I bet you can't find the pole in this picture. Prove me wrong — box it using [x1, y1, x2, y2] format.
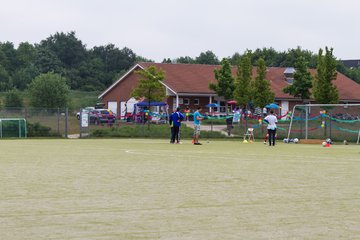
[305, 105, 308, 139]
[357, 129, 360, 145]
[79, 109, 82, 138]
[57, 108, 60, 135]
[287, 105, 297, 141]
[65, 108, 68, 138]
[19, 119, 21, 138]
[329, 111, 332, 140]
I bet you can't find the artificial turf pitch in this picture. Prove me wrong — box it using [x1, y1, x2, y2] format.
[1, 139, 360, 239]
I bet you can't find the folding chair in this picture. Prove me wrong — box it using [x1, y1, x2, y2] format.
[243, 128, 255, 142]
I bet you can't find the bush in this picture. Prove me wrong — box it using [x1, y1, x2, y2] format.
[4, 89, 24, 107]
[27, 122, 60, 137]
[90, 124, 226, 138]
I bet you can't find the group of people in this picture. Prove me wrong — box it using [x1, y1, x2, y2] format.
[169, 106, 278, 146]
[169, 106, 205, 145]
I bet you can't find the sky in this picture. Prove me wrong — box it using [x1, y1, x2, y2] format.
[1, 0, 359, 62]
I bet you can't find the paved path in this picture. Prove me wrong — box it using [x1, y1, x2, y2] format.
[183, 122, 229, 136]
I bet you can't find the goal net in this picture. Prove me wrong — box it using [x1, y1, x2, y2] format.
[0, 118, 27, 138]
[286, 104, 360, 143]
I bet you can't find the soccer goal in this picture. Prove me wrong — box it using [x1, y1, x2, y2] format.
[0, 118, 27, 138]
[287, 104, 360, 143]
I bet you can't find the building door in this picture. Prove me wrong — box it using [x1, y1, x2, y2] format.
[108, 101, 117, 116]
[281, 101, 289, 119]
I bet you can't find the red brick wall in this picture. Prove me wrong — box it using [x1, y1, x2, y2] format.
[101, 70, 141, 115]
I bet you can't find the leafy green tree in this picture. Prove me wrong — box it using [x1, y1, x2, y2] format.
[16, 42, 36, 68]
[209, 58, 235, 113]
[38, 31, 87, 68]
[283, 56, 313, 101]
[131, 66, 166, 103]
[131, 66, 166, 128]
[252, 58, 275, 108]
[136, 55, 154, 63]
[234, 51, 253, 108]
[229, 52, 242, 65]
[28, 73, 70, 108]
[336, 61, 360, 84]
[175, 56, 195, 64]
[12, 65, 39, 90]
[77, 58, 107, 90]
[34, 48, 63, 74]
[4, 89, 23, 107]
[162, 58, 172, 63]
[195, 51, 219, 65]
[0, 42, 18, 74]
[0, 65, 12, 91]
[313, 47, 339, 104]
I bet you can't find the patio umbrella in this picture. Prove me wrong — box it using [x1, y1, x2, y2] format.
[205, 103, 219, 132]
[265, 103, 279, 109]
[206, 103, 220, 108]
[227, 100, 237, 105]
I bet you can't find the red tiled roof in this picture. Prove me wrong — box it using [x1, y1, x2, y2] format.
[136, 62, 360, 100]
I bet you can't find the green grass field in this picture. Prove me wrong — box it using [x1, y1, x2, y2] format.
[1, 139, 360, 239]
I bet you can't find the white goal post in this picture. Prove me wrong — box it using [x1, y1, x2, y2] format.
[287, 104, 360, 143]
[0, 118, 27, 138]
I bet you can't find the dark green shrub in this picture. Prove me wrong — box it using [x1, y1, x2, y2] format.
[90, 124, 226, 139]
[27, 122, 60, 137]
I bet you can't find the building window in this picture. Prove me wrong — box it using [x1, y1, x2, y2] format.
[194, 98, 199, 105]
[184, 98, 190, 105]
[286, 78, 294, 84]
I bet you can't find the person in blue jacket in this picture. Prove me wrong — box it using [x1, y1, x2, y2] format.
[170, 107, 184, 144]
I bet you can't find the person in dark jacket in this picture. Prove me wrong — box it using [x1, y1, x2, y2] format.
[170, 107, 184, 144]
[226, 116, 233, 136]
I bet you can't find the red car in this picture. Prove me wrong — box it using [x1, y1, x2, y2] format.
[89, 109, 116, 124]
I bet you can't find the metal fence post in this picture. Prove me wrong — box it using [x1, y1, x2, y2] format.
[65, 108, 68, 138]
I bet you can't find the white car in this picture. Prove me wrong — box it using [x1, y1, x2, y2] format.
[76, 107, 95, 120]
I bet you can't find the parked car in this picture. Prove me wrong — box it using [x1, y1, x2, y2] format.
[76, 107, 95, 120]
[89, 109, 116, 124]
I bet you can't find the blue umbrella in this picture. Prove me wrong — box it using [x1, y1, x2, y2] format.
[265, 103, 279, 109]
[206, 103, 220, 107]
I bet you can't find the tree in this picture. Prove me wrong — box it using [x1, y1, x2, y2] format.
[162, 58, 172, 63]
[38, 31, 87, 68]
[131, 66, 166, 103]
[195, 51, 219, 65]
[313, 47, 339, 104]
[131, 66, 166, 127]
[252, 58, 275, 108]
[16, 42, 36, 68]
[34, 48, 63, 74]
[234, 51, 253, 109]
[283, 56, 313, 101]
[0, 42, 18, 74]
[229, 52, 242, 65]
[209, 58, 235, 113]
[175, 56, 195, 64]
[12, 65, 39, 90]
[28, 73, 70, 108]
[4, 89, 23, 107]
[0, 65, 12, 91]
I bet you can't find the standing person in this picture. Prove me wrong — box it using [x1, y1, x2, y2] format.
[226, 116, 233, 136]
[264, 109, 278, 146]
[262, 107, 267, 118]
[169, 110, 175, 143]
[192, 106, 205, 145]
[184, 107, 190, 121]
[170, 107, 184, 144]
